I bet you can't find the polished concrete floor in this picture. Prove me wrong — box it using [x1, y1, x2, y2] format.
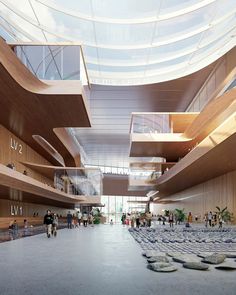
[0, 225, 235, 295]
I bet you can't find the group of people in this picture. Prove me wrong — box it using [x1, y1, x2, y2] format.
[8, 220, 19, 240]
[44, 210, 95, 238]
[204, 211, 223, 228]
[121, 212, 153, 228]
[8, 219, 31, 240]
[66, 211, 93, 228]
[43, 210, 59, 238]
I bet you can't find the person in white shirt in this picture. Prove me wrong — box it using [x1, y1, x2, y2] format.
[89, 214, 94, 227]
[77, 211, 82, 226]
[208, 211, 212, 227]
[83, 212, 88, 227]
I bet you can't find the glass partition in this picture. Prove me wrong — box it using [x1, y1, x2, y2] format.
[131, 113, 171, 134]
[130, 112, 199, 134]
[129, 168, 162, 186]
[54, 168, 103, 197]
[101, 195, 147, 224]
[13, 44, 89, 86]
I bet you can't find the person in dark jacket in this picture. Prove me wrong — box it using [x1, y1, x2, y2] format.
[12, 220, 18, 239]
[67, 211, 73, 229]
[44, 210, 53, 238]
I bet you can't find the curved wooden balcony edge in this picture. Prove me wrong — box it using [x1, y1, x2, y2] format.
[0, 164, 86, 204]
[0, 38, 91, 167]
[155, 110, 236, 198]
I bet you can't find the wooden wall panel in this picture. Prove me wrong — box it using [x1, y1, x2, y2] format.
[0, 125, 53, 185]
[187, 47, 235, 112]
[153, 170, 236, 223]
[103, 174, 148, 197]
[0, 199, 76, 219]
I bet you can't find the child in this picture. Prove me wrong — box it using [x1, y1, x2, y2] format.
[110, 219, 114, 225]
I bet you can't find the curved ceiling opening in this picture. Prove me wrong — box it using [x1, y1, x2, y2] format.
[0, 0, 235, 85]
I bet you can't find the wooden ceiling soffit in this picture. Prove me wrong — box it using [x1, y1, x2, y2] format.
[129, 113, 198, 161]
[0, 38, 91, 167]
[0, 164, 86, 205]
[155, 103, 236, 198]
[129, 162, 177, 186]
[130, 88, 236, 161]
[103, 174, 149, 196]
[130, 134, 193, 162]
[79, 196, 101, 205]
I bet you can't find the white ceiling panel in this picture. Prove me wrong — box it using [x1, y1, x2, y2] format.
[0, 0, 235, 85]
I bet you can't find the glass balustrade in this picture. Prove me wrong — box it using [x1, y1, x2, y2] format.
[131, 113, 171, 134]
[130, 112, 199, 135]
[54, 168, 103, 197]
[13, 44, 89, 86]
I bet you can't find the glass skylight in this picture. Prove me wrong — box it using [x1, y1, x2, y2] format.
[0, 0, 235, 85]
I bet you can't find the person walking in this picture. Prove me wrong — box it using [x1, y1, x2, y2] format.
[162, 215, 166, 225]
[187, 212, 193, 224]
[89, 214, 94, 227]
[23, 219, 29, 237]
[12, 220, 18, 239]
[8, 221, 14, 240]
[83, 212, 88, 227]
[131, 214, 135, 228]
[169, 212, 174, 228]
[218, 213, 223, 228]
[52, 213, 58, 237]
[67, 211, 73, 229]
[73, 215, 78, 228]
[208, 211, 213, 227]
[146, 211, 152, 227]
[44, 210, 53, 238]
[121, 213, 126, 226]
[204, 213, 208, 227]
[78, 211, 82, 226]
[136, 212, 140, 228]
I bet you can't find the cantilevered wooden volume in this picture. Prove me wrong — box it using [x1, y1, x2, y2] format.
[0, 37, 91, 167]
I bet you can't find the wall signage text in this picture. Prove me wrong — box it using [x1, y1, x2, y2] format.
[10, 138, 23, 154]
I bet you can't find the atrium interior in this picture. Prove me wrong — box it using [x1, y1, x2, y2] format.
[0, 1, 236, 294]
